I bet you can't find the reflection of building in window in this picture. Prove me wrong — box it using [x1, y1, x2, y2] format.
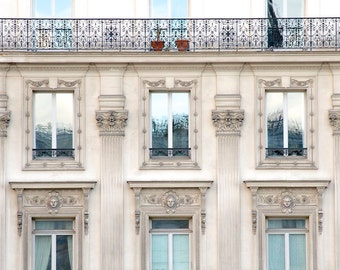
[33, 220, 74, 270]
[151, 219, 190, 270]
[150, 92, 189, 157]
[267, 219, 307, 269]
[266, 91, 306, 157]
[33, 92, 74, 159]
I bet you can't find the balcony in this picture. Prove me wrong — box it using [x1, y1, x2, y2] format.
[1, 17, 340, 52]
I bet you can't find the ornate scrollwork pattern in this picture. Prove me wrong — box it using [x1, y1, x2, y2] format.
[212, 110, 244, 134]
[58, 79, 81, 87]
[143, 79, 166, 88]
[0, 112, 10, 137]
[96, 110, 128, 135]
[258, 78, 281, 87]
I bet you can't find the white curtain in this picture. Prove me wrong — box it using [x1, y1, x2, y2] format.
[35, 235, 51, 270]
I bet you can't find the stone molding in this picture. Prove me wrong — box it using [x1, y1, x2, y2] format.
[96, 110, 128, 136]
[0, 111, 10, 137]
[211, 110, 244, 135]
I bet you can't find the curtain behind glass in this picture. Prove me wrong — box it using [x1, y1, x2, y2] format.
[173, 234, 189, 270]
[290, 234, 306, 270]
[152, 234, 168, 270]
[35, 235, 51, 270]
[268, 234, 285, 270]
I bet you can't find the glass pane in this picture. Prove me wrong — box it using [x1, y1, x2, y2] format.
[34, 93, 53, 150]
[35, 220, 73, 230]
[268, 234, 285, 270]
[56, 93, 73, 150]
[171, 0, 188, 18]
[172, 92, 189, 152]
[152, 234, 168, 270]
[290, 234, 306, 270]
[152, 220, 189, 229]
[173, 234, 189, 270]
[268, 0, 283, 18]
[287, 92, 305, 152]
[35, 235, 52, 270]
[34, 0, 52, 17]
[266, 92, 284, 150]
[151, 93, 169, 153]
[55, 0, 72, 17]
[287, 0, 303, 17]
[268, 219, 306, 229]
[56, 235, 73, 270]
[151, 0, 168, 18]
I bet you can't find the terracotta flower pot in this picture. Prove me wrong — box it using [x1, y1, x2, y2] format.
[151, 40, 165, 51]
[176, 39, 189, 51]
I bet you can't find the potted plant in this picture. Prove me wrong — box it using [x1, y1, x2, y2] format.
[175, 21, 189, 51]
[151, 26, 165, 51]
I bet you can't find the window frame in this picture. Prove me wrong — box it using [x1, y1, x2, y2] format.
[257, 78, 317, 169]
[24, 78, 84, 170]
[141, 78, 200, 169]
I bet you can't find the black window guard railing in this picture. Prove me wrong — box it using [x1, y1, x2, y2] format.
[1, 17, 340, 52]
[33, 148, 75, 159]
[150, 148, 191, 157]
[266, 148, 307, 157]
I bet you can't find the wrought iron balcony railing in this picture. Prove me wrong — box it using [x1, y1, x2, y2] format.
[1, 18, 340, 52]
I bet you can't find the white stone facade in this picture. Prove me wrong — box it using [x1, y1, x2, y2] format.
[1, 1, 340, 270]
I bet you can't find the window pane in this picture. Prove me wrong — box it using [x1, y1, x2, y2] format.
[286, 0, 303, 17]
[151, 93, 169, 151]
[35, 220, 73, 230]
[34, 0, 52, 17]
[56, 93, 73, 149]
[35, 235, 52, 270]
[268, 219, 306, 229]
[287, 92, 304, 150]
[173, 234, 189, 270]
[172, 92, 189, 150]
[268, 0, 283, 18]
[268, 234, 285, 270]
[152, 235, 168, 270]
[289, 234, 306, 270]
[266, 92, 283, 149]
[34, 93, 53, 150]
[151, 0, 168, 18]
[56, 235, 73, 270]
[55, 0, 72, 17]
[152, 220, 189, 229]
[171, 0, 188, 18]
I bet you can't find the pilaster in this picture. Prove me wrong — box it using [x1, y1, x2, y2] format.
[96, 96, 128, 270]
[212, 95, 244, 270]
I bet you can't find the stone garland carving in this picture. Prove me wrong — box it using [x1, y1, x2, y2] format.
[96, 111, 128, 135]
[25, 79, 49, 88]
[211, 110, 244, 134]
[143, 79, 166, 88]
[0, 112, 11, 137]
[58, 79, 81, 87]
[174, 79, 196, 88]
[290, 78, 313, 87]
[329, 110, 340, 131]
[258, 78, 282, 87]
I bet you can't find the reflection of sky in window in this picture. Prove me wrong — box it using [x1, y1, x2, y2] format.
[34, 0, 72, 17]
[151, 0, 188, 18]
[151, 92, 188, 120]
[270, 0, 303, 17]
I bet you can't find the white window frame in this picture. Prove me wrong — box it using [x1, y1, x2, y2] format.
[141, 78, 200, 169]
[24, 78, 84, 170]
[257, 77, 317, 169]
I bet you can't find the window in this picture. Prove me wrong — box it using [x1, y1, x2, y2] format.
[151, 0, 188, 18]
[151, 219, 190, 270]
[266, 219, 307, 270]
[33, 92, 74, 159]
[24, 79, 84, 170]
[265, 91, 306, 157]
[257, 78, 316, 169]
[33, 220, 74, 270]
[33, 0, 72, 17]
[150, 92, 189, 157]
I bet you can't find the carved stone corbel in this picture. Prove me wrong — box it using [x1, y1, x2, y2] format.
[14, 188, 24, 236]
[248, 187, 258, 234]
[329, 110, 340, 133]
[211, 110, 244, 136]
[96, 110, 128, 136]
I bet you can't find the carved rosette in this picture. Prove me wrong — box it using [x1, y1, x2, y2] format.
[96, 110, 128, 136]
[212, 110, 244, 135]
[329, 110, 340, 133]
[0, 111, 10, 137]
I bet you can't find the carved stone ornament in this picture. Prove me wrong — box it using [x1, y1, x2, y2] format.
[211, 110, 244, 134]
[0, 111, 11, 137]
[258, 78, 282, 87]
[46, 191, 63, 214]
[329, 110, 340, 131]
[143, 79, 166, 88]
[96, 110, 128, 135]
[58, 79, 81, 87]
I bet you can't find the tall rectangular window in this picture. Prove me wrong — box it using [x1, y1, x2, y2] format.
[33, 92, 74, 159]
[265, 91, 306, 157]
[33, 220, 74, 270]
[150, 92, 189, 157]
[151, 219, 190, 270]
[267, 219, 307, 270]
[151, 0, 188, 18]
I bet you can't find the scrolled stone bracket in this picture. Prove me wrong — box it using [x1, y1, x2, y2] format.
[212, 110, 244, 136]
[96, 110, 128, 136]
[0, 111, 11, 137]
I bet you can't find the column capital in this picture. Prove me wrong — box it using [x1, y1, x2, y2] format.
[329, 110, 340, 133]
[212, 109, 244, 136]
[96, 110, 128, 136]
[0, 111, 10, 137]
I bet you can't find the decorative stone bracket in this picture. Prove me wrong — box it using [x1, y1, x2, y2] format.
[96, 110, 128, 136]
[128, 181, 212, 234]
[10, 181, 96, 236]
[212, 109, 244, 136]
[245, 180, 329, 234]
[0, 111, 10, 137]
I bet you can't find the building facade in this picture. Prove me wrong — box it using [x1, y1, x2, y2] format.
[1, 0, 340, 269]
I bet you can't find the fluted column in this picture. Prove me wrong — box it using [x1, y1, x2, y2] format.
[212, 108, 244, 270]
[96, 109, 128, 270]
